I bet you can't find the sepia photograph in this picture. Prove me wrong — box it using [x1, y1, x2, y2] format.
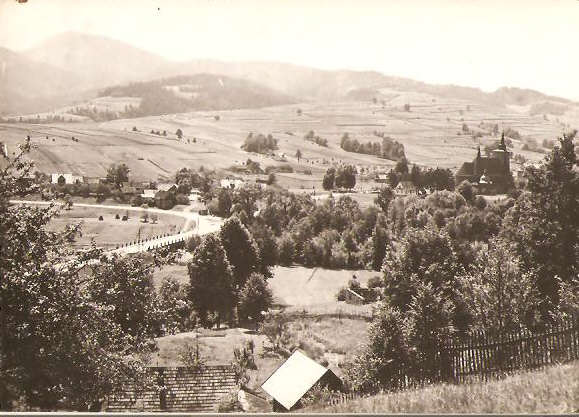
[0, 0, 578, 414]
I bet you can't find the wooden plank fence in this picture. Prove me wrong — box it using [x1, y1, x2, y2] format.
[323, 315, 578, 407]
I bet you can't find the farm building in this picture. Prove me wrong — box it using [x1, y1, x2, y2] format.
[220, 178, 244, 189]
[394, 180, 417, 196]
[375, 173, 389, 183]
[51, 173, 83, 185]
[155, 190, 176, 210]
[141, 189, 157, 201]
[455, 133, 512, 193]
[106, 366, 237, 412]
[157, 183, 177, 193]
[261, 350, 342, 412]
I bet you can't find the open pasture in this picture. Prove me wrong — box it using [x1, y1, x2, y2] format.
[46, 205, 185, 249]
[1, 93, 566, 188]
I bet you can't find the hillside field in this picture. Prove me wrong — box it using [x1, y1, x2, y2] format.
[1, 92, 568, 189]
[309, 361, 579, 414]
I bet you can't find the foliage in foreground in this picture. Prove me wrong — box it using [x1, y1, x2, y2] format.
[309, 361, 579, 414]
[0, 141, 163, 411]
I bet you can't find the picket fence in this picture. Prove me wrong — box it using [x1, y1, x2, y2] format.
[324, 315, 579, 407]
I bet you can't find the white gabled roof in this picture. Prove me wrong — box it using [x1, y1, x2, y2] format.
[261, 350, 329, 410]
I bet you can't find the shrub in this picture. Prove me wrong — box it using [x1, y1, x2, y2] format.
[367, 276, 383, 288]
[98, 215, 104, 221]
[215, 390, 242, 412]
[336, 287, 349, 301]
[176, 194, 189, 205]
[115, 213, 120, 219]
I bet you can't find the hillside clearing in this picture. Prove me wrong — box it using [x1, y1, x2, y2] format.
[309, 361, 579, 414]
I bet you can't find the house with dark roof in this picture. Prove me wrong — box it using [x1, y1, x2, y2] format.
[106, 365, 237, 412]
[261, 350, 342, 412]
[455, 133, 513, 194]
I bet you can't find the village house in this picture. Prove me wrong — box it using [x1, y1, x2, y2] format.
[141, 189, 157, 202]
[375, 173, 389, 184]
[51, 173, 84, 185]
[220, 178, 244, 189]
[261, 350, 342, 412]
[154, 190, 176, 210]
[157, 183, 177, 193]
[455, 133, 513, 194]
[394, 180, 417, 196]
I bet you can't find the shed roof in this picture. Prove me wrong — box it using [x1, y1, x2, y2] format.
[261, 350, 329, 410]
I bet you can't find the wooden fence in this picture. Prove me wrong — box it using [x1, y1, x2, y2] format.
[446, 316, 579, 383]
[322, 315, 578, 407]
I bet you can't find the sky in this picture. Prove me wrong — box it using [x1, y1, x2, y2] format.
[1, 0, 578, 100]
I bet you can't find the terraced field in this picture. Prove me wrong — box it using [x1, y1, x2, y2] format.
[1, 94, 573, 188]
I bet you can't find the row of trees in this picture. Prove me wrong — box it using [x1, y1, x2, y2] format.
[322, 165, 357, 190]
[241, 133, 278, 154]
[340, 133, 406, 161]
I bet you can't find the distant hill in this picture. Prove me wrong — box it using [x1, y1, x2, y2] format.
[24, 32, 172, 90]
[98, 74, 296, 117]
[1, 31, 575, 116]
[0, 47, 86, 114]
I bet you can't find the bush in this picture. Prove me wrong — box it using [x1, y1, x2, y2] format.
[215, 390, 242, 412]
[115, 213, 120, 219]
[98, 215, 104, 221]
[336, 287, 349, 301]
[367, 276, 383, 288]
[122, 215, 128, 221]
[176, 194, 189, 205]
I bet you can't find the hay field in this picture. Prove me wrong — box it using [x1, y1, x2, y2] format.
[1, 94, 568, 187]
[47, 206, 185, 249]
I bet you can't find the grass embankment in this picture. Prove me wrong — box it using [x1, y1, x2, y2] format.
[310, 361, 579, 414]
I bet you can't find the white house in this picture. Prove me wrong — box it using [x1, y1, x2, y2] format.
[141, 189, 157, 200]
[51, 173, 83, 185]
[394, 181, 417, 196]
[220, 178, 244, 189]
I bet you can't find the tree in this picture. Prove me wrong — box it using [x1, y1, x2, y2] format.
[501, 131, 578, 317]
[457, 238, 541, 333]
[150, 214, 158, 224]
[457, 180, 475, 203]
[219, 217, 261, 289]
[267, 173, 276, 185]
[0, 142, 152, 410]
[176, 128, 183, 139]
[335, 165, 356, 189]
[187, 234, 235, 328]
[86, 254, 163, 341]
[295, 149, 302, 162]
[106, 163, 130, 188]
[216, 188, 233, 217]
[322, 167, 336, 190]
[375, 186, 394, 213]
[238, 273, 273, 323]
[347, 305, 410, 394]
[382, 227, 465, 326]
[277, 233, 295, 266]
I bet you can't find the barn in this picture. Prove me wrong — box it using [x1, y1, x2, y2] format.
[261, 350, 342, 412]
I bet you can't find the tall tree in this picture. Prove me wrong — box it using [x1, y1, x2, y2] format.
[322, 167, 336, 190]
[501, 131, 578, 317]
[188, 234, 235, 328]
[457, 238, 541, 333]
[375, 186, 395, 213]
[219, 217, 261, 289]
[106, 163, 130, 188]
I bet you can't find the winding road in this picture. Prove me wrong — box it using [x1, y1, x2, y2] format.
[9, 200, 224, 256]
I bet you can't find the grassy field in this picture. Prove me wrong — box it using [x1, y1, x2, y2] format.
[309, 361, 579, 414]
[1, 93, 564, 188]
[150, 264, 373, 391]
[46, 206, 185, 248]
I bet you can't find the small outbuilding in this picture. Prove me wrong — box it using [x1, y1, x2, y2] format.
[261, 350, 342, 412]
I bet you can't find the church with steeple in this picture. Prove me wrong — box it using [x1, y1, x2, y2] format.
[455, 132, 513, 194]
